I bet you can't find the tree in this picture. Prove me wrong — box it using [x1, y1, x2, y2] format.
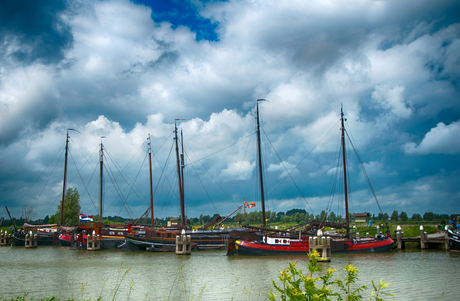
[22, 205, 36, 223]
[411, 213, 422, 221]
[319, 210, 328, 221]
[382, 213, 389, 221]
[270, 212, 277, 223]
[55, 188, 81, 226]
[294, 212, 301, 223]
[391, 210, 399, 221]
[423, 212, 434, 221]
[286, 209, 307, 216]
[400, 211, 408, 221]
[329, 212, 337, 222]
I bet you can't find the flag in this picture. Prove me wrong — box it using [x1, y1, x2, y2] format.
[79, 213, 93, 222]
[245, 202, 256, 209]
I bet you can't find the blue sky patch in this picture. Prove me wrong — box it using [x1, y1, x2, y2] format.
[132, 0, 220, 41]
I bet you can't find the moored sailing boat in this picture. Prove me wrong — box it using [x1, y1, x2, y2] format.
[13, 129, 78, 247]
[229, 104, 394, 255]
[69, 136, 137, 250]
[122, 123, 235, 251]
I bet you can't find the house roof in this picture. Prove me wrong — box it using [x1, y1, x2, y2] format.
[353, 213, 370, 217]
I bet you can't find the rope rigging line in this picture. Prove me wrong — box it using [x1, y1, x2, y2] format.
[68, 150, 98, 214]
[325, 131, 343, 222]
[137, 131, 176, 218]
[345, 129, 384, 215]
[269, 119, 341, 202]
[118, 152, 150, 218]
[14, 141, 64, 216]
[227, 129, 255, 198]
[184, 139, 242, 209]
[186, 132, 256, 166]
[31, 147, 64, 212]
[102, 150, 136, 219]
[261, 126, 315, 215]
[182, 144, 220, 214]
[156, 141, 178, 215]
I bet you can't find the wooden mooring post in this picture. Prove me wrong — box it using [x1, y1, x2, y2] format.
[396, 225, 450, 250]
[25, 232, 38, 248]
[176, 229, 191, 255]
[420, 225, 427, 249]
[0, 230, 12, 246]
[87, 231, 101, 251]
[309, 235, 331, 262]
[445, 227, 450, 251]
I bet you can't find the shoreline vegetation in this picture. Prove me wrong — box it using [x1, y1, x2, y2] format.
[1, 251, 395, 301]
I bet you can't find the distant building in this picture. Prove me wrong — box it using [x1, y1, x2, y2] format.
[353, 213, 370, 224]
[168, 217, 180, 227]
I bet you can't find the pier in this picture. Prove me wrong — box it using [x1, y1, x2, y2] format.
[394, 226, 450, 250]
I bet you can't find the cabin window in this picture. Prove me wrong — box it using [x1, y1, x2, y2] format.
[109, 231, 115, 235]
[118, 232, 123, 235]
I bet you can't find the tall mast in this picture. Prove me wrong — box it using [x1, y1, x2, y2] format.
[174, 120, 185, 227]
[60, 128, 77, 227]
[256, 101, 266, 227]
[60, 130, 70, 227]
[100, 136, 105, 222]
[148, 133, 154, 227]
[180, 129, 185, 201]
[340, 106, 350, 237]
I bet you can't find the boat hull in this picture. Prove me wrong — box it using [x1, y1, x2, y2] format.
[233, 237, 394, 255]
[12, 232, 59, 246]
[448, 229, 460, 252]
[123, 230, 229, 251]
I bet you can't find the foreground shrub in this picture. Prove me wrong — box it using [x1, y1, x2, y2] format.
[268, 250, 394, 301]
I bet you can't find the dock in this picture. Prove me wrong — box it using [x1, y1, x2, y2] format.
[394, 226, 450, 250]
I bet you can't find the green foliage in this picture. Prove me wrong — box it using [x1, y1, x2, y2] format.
[286, 209, 307, 216]
[411, 213, 422, 221]
[54, 188, 81, 226]
[423, 212, 434, 221]
[268, 250, 394, 301]
[399, 211, 408, 221]
[48, 214, 56, 224]
[390, 210, 398, 221]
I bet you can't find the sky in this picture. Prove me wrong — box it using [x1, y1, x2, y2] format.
[1, 0, 459, 222]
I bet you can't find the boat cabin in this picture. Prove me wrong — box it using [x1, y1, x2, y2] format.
[263, 236, 290, 245]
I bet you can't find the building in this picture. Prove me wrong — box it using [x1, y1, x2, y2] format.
[168, 217, 180, 227]
[353, 212, 370, 224]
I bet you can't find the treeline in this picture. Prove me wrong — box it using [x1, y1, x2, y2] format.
[2, 209, 457, 228]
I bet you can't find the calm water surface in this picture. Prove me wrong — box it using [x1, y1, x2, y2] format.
[0, 246, 458, 300]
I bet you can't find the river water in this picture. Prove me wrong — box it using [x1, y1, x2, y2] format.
[0, 246, 458, 300]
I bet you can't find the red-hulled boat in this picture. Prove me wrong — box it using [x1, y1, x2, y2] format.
[227, 104, 394, 256]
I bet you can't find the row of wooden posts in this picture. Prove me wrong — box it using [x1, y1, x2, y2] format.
[395, 225, 451, 251]
[0, 230, 13, 246]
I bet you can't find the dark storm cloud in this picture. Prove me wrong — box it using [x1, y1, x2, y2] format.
[0, 0, 73, 65]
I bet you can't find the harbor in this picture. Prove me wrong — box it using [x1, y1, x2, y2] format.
[0, 244, 458, 300]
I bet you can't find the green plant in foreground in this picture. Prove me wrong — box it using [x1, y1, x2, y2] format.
[268, 249, 394, 301]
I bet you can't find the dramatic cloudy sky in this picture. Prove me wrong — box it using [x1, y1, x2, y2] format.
[1, 0, 459, 222]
